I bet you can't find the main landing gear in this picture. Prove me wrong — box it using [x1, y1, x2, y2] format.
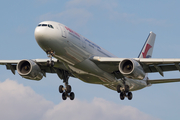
[59, 84, 75, 100]
[59, 70, 75, 100]
[117, 85, 133, 100]
[46, 51, 75, 100]
[58, 71, 75, 100]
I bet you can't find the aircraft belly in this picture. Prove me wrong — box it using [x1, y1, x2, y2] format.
[73, 73, 107, 84]
[125, 78, 147, 91]
[67, 59, 118, 85]
[103, 79, 147, 91]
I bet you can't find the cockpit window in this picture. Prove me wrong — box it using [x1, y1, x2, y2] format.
[48, 24, 54, 29]
[37, 24, 54, 29]
[42, 24, 47, 26]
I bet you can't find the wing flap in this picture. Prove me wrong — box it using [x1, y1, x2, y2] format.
[143, 64, 178, 73]
[136, 58, 180, 74]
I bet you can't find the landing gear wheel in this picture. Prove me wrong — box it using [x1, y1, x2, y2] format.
[47, 60, 54, 67]
[117, 82, 133, 100]
[127, 92, 133, 100]
[59, 85, 64, 93]
[47, 60, 50, 67]
[125, 85, 129, 93]
[117, 85, 121, 93]
[59, 84, 74, 100]
[70, 92, 75, 100]
[62, 92, 67, 100]
[51, 61, 54, 67]
[120, 92, 125, 100]
[66, 85, 71, 93]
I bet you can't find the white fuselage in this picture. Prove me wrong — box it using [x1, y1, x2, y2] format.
[34, 21, 148, 91]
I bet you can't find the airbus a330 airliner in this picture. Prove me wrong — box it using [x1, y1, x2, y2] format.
[1, 21, 180, 100]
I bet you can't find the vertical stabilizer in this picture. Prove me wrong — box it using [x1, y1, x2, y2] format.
[138, 31, 156, 58]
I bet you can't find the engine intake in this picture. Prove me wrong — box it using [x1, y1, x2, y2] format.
[17, 60, 43, 80]
[119, 59, 145, 80]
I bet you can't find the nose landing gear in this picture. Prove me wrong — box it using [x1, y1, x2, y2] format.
[46, 51, 55, 67]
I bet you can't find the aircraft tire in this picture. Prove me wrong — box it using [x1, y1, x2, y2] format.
[46, 60, 54, 67]
[120, 92, 125, 100]
[62, 92, 67, 100]
[51, 61, 54, 67]
[47, 60, 50, 67]
[59, 85, 64, 93]
[117, 85, 121, 93]
[66, 85, 71, 93]
[127, 92, 133, 100]
[70, 92, 75, 100]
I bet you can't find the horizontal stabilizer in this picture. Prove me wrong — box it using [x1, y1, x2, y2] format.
[148, 78, 180, 84]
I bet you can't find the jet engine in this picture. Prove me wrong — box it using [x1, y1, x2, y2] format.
[119, 59, 145, 80]
[17, 60, 43, 80]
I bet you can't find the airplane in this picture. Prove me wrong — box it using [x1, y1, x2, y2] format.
[1, 21, 180, 101]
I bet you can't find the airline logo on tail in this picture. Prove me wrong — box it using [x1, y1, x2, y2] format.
[138, 31, 156, 58]
[142, 44, 152, 58]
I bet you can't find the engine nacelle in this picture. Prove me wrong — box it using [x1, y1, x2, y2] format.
[119, 59, 145, 80]
[17, 60, 43, 80]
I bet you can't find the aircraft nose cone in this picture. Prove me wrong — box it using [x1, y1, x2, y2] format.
[34, 27, 45, 42]
[34, 27, 52, 50]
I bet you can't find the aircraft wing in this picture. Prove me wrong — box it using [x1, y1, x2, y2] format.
[90, 56, 180, 78]
[0, 59, 73, 78]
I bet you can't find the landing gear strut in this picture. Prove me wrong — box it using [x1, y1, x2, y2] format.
[58, 70, 75, 100]
[117, 84, 133, 100]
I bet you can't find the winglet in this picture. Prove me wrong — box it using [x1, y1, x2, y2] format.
[138, 32, 156, 58]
